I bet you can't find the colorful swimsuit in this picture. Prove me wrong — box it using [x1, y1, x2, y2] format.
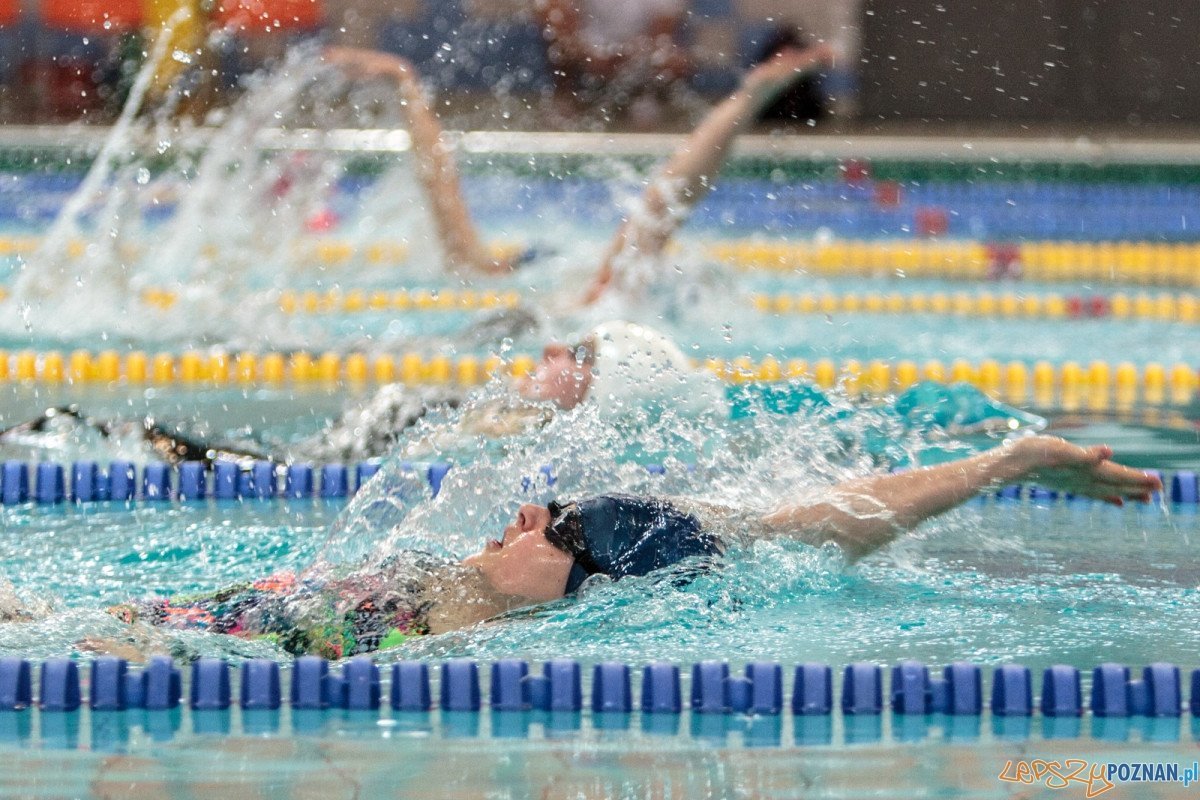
[108, 552, 447, 659]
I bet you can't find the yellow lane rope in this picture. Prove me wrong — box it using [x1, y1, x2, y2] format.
[137, 287, 1200, 321]
[714, 240, 1200, 286]
[1, 237, 1199, 286]
[2, 350, 1196, 408]
[750, 291, 1200, 323]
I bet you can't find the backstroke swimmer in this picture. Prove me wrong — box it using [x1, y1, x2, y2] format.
[322, 41, 837, 297]
[0, 318, 1045, 466]
[1, 42, 1035, 461]
[98, 435, 1159, 659]
[0, 44, 842, 463]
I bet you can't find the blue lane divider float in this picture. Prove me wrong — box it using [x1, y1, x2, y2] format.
[0, 458, 454, 506]
[240, 659, 281, 710]
[0, 459, 1191, 508]
[8, 657, 1200, 722]
[4, 657, 1200, 749]
[991, 664, 1033, 717]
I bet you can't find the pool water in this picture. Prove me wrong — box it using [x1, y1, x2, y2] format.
[0, 487, 1197, 797]
[0, 123, 1199, 797]
[0, 481, 1193, 670]
[0, 711, 1195, 799]
[0, 707, 1197, 799]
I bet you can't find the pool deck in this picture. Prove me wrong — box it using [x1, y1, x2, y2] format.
[4, 125, 1200, 164]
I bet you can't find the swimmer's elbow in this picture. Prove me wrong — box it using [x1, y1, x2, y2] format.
[824, 522, 899, 563]
[766, 501, 900, 562]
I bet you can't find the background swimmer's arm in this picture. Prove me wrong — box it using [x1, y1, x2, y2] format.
[324, 47, 509, 275]
[395, 401, 550, 457]
[583, 44, 835, 304]
[458, 400, 553, 436]
[760, 436, 1159, 562]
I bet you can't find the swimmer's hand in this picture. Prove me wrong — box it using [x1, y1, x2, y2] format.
[741, 44, 836, 106]
[1010, 436, 1160, 506]
[761, 434, 1161, 562]
[323, 46, 415, 82]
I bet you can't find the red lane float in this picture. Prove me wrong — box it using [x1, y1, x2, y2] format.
[42, 0, 143, 32]
[213, 0, 322, 32]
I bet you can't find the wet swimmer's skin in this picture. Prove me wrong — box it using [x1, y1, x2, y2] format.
[93, 435, 1157, 657]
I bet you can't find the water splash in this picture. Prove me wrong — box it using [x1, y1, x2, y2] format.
[321, 379, 919, 572]
[11, 17, 174, 309]
[0, 40, 439, 349]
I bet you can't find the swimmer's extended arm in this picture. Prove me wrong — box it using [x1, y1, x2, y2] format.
[761, 436, 1160, 562]
[324, 47, 509, 275]
[582, 44, 835, 304]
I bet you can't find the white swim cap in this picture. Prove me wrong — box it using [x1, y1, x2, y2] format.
[585, 321, 727, 417]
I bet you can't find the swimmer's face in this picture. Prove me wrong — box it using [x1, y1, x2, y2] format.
[518, 343, 592, 410]
[462, 504, 573, 602]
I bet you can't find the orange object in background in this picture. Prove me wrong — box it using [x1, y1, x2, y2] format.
[213, 0, 322, 32]
[0, 0, 17, 26]
[42, 0, 143, 32]
[914, 207, 950, 237]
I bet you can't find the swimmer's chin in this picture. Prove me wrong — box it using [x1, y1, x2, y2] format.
[479, 594, 575, 625]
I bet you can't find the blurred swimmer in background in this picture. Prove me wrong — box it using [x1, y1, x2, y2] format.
[322, 42, 836, 299]
[0, 318, 1043, 467]
[0, 44, 1039, 465]
[0, 44, 837, 465]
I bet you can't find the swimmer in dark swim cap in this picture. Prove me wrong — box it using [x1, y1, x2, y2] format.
[92, 435, 1156, 658]
[461, 435, 1158, 602]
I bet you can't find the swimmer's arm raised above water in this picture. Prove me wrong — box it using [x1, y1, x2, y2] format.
[582, 44, 835, 304]
[759, 436, 1160, 562]
[324, 47, 509, 275]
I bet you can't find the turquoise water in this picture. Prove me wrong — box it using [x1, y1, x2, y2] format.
[3, 165, 1200, 366]
[0, 140, 1198, 797]
[0, 495, 1196, 795]
[0, 488, 1193, 672]
[2, 713, 1197, 798]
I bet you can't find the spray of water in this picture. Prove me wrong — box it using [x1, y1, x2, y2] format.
[0, 38, 443, 349]
[287, 377, 952, 661]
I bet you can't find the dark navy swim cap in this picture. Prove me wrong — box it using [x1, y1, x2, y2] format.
[545, 495, 722, 594]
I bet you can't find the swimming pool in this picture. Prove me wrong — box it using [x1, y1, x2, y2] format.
[0, 122, 1199, 797]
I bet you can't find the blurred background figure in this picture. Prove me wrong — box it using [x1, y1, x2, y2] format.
[534, 0, 693, 128]
[0, 0, 1196, 131]
[749, 24, 829, 128]
[0, 0, 859, 127]
[6, 0, 322, 122]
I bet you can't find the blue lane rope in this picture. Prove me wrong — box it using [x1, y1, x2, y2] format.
[1, 657, 1200, 748]
[0, 458, 454, 505]
[4, 655, 1199, 717]
[0, 459, 1194, 508]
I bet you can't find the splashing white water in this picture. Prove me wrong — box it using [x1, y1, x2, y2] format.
[0, 39, 445, 348]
